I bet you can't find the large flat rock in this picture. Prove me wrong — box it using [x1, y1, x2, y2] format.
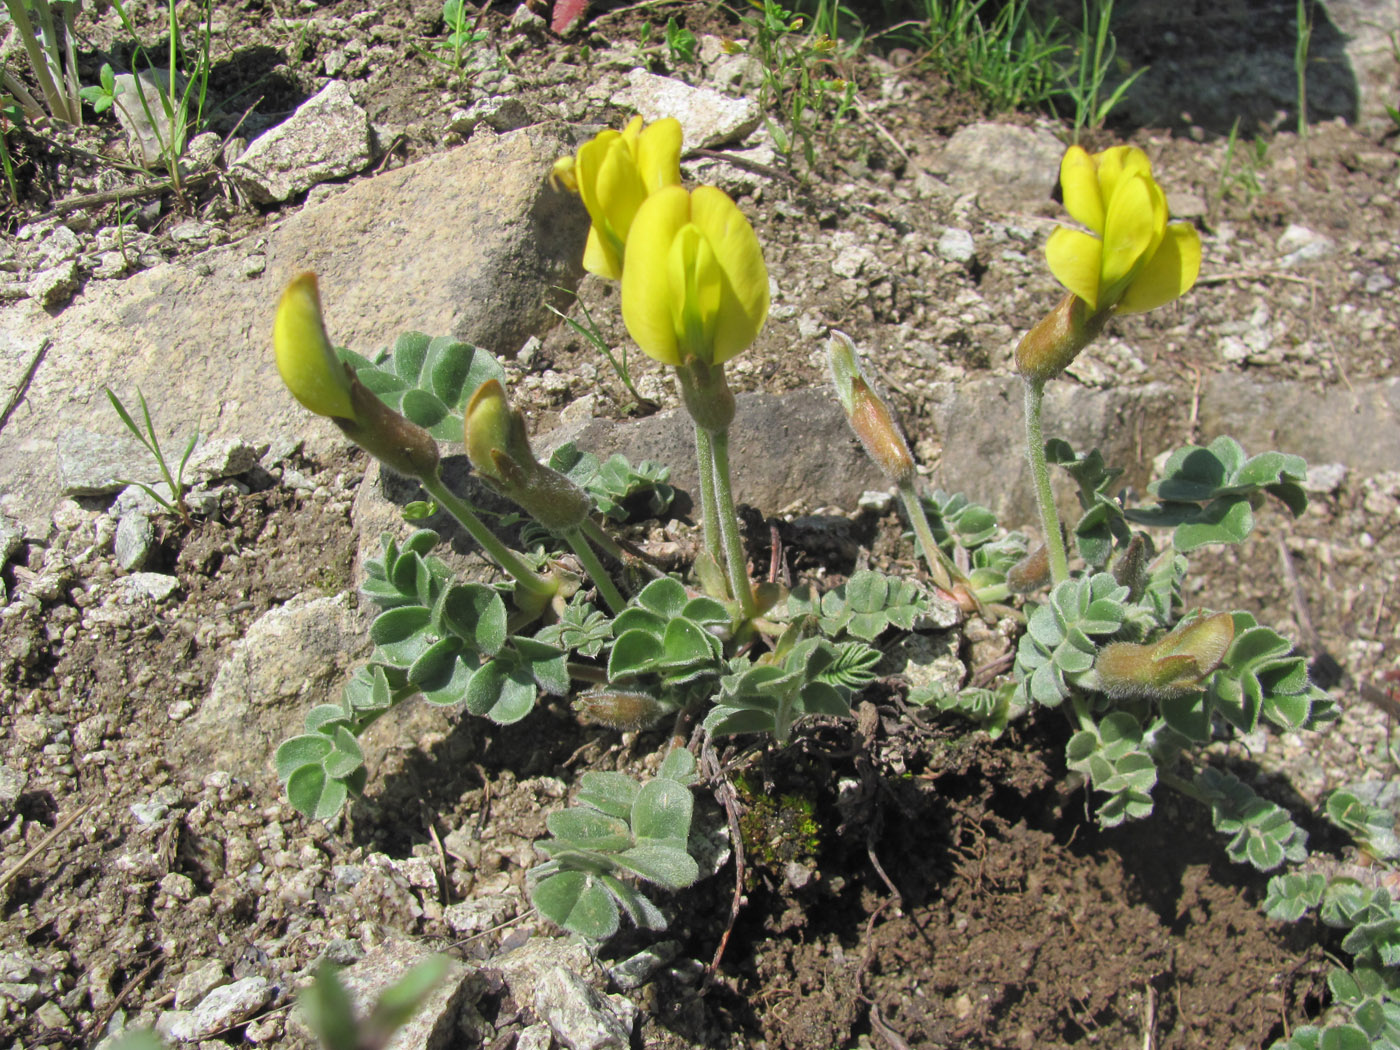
[0, 124, 587, 526]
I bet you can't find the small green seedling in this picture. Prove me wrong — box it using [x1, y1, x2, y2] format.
[302, 957, 449, 1050]
[105, 387, 199, 525]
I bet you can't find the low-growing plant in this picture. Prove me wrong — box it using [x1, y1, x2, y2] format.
[431, 0, 490, 76]
[1059, 0, 1145, 140]
[105, 386, 199, 525]
[1295, 0, 1316, 138]
[908, 0, 1066, 113]
[664, 15, 698, 66]
[0, 91, 21, 206]
[267, 116, 1358, 1034]
[1, 0, 82, 123]
[1217, 118, 1269, 207]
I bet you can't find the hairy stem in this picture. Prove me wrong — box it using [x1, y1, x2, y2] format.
[896, 481, 959, 593]
[1023, 377, 1070, 586]
[417, 472, 556, 601]
[563, 527, 626, 615]
[693, 425, 721, 565]
[709, 429, 758, 619]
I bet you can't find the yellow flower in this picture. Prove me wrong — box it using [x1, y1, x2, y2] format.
[273, 272, 355, 419]
[620, 184, 769, 367]
[574, 115, 683, 279]
[1046, 145, 1201, 314]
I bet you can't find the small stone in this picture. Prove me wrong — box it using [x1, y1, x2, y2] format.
[605, 941, 679, 992]
[509, 3, 547, 33]
[0, 764, 26, 824]
[0, 951, 40, 983]
[37, 225, 82, 267]
[112, 69, 186, 167]
[28, 259, 80, 307]
[167, 700, 195, 721]
[114, 512, 154, 571]
[559, 394, 597, 426]
[186, 437, 260, 483]
[131, 800, 170, 825]
[57, 428, 162, 497]
[611, 69, 761, 151]
[443, 895, 515, 935]
[516, 1025, 554, 1050]
[857, 490, 895, 513]
[465, 95, 531, 133]
[230, 81, 373, 203]
[164, 976, 271, 1042]
[36, 1000, 72, 1030]
[169, 220, 212, 246]
[174, 960, 228, 1010]
[160, 872, 196, 900]
[1303, 462, 1348, 494]
[243, 254, 267, 278]
[114, 573, 180, 603]
[1276, 223, 1335, 267]
[936, 227, 975, 264]
[535, 966, 632, 1050]
[184, 131, 222, 172]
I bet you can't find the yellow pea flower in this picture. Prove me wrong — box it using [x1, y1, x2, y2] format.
[1045, 145, 1201, 314]
[273, 272, 356, 420]
[620, 184, 769, 368]
[573, 115, 683, 279]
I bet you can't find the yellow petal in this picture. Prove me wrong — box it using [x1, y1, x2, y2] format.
[1094, 145, 1152, 208]
[1045, 227, 1103, 310]
[582, 227, 619, 280]
[593, 139, 647, 238]
[1098, 172, 1157, 303]
[273, 272, 355, 419]
[636, 117, 683, 194]
[621, 185, 693, 366]
[1059, 146, 1104, 233]
[575, 130, 620, 218]
[689, 186, 768, 363]
[620, 114, 643, 154]
[1117, 223, 1202, 314]
[669, 224, 723, 361]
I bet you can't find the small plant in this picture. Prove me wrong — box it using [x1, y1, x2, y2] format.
[99, 0, 215, 190]
[1295, 0, 1315, 138]
[546, 290, 657, 410]
[664, 16, 697, 65]
[1216, 119, 1269, 206]
[104, 387, 199, 525]
[1060, 0, 1146, 140]
[732, 0, 856, 166]
[910, 0, 1066, 113]
[0, 92, 21, 207]
[435, 0, 489, 75]
[1, 0, 82, 123]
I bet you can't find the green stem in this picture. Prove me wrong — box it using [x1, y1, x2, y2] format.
[1023, 377, 1070, 586]
[1069, 692, 1097, 733]
[563, 527, 626, 615]
[1159, 768, 1207, 806]
[693, 425, 722, 566]
[708, 429, 758, 619]
[897, 481, 959, 593]
[417, 472, 555, 601]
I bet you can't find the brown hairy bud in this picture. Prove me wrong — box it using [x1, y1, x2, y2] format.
[1006, 543, 1052, 593]
[1095, 611, 1236, 700]
[573, 690, 667, 731]
[1014, 292, 1111, 383]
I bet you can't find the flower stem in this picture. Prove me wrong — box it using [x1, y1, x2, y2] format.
[693, 425, 722, 565]
[896, 481, 959, 593]
[563, 527, 626, 615]
[1023, 377, 1070, 586]
[1159, 768, 1207, 806]
[417, 471, 556, 602]
[708, 429, 757, 619]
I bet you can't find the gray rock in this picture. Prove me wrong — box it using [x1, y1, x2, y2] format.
[0, 125, 588, 523]
[467, 96, 531, 133]
[315, 941, 483, 1050]
[174, 960, 229, 1010]
[934, 123, 1064, 211]
[37, 225, 82, 268]
[113, 69, 187, 167]
[516, 1025, 554, 1050]
[509, 2, 547, 33]
[192, 592, 369, 774]
[186, 437, 260, 482]
[130, 799, 170, 825]
[56, 428, 163, 497]
[1304, 462, 1348, 494]
[534, 966, 633, 1050]
[443, 895, 516, 935]
[936, 227, 975, 264]
[231, 81, 373, 203]
[113, 572, 180, 603]
[0, 950, 42, 983]
[114, 512, 154, 571]
[1276, 223, 1336, 268]
[0, 511, 19, 567]
[493, 938, 593, 1009]
[1111, 0, 1400, 134]
[605, 941, 680, 992]
[0, 763, 26, 823]
[28, 259, 80, 308]
[184, 131, 222, 172]
[163, 975, 271, 1042]
[545, 387, 887, 515]
[880, 630, 964, 694]
[611, 69, 762, 151]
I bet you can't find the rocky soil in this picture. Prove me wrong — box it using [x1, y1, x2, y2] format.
[1, 1, 1399, 1049]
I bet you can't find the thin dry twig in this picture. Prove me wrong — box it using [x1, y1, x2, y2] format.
[0, 336, 49, 436]
[700, 734, 747, 989]
[1196, 269, 1318, 287]
[81, 952, 161, 1042]
[0, 800, 93, 891]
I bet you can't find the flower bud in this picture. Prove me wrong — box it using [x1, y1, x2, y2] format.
[464, 380, 591, 532]
[828, 331, 916, 485]
[1014, 291, 1110, 384]
[573, 690, 667, 731]
[1095, 611, 1235, 701]
[1005, 543, 1051, 594]
[274, 272, 439, 480]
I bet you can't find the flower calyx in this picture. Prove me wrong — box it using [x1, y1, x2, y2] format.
[1094, 610, 1235, 701]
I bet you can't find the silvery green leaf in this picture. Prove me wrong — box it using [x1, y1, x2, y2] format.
[631, 779, 693, 842]
[531, 871, 619, 940]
